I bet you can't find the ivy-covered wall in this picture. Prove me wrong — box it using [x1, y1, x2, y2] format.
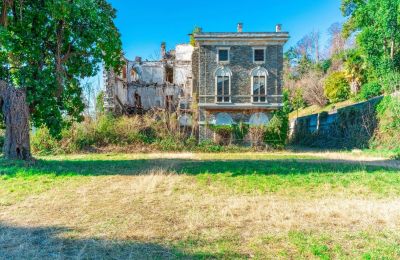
[290, 97, 383, 149]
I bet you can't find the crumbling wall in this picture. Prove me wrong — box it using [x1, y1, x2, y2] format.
[141, 62, 165, 84]
[174, 44, 194, 97]
[127, 84, 181, 111]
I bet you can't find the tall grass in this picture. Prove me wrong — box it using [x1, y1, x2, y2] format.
[30, 113, 250, 155]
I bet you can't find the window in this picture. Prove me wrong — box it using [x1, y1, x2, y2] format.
[217, 48, 230, 63]
[251, 67, 268, 103]
[253, 48, 265, 63]
[215, 67, 232, 103]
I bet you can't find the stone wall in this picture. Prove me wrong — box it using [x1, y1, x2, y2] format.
[198, 45, 282, 104]
[290, 96, 383, 149]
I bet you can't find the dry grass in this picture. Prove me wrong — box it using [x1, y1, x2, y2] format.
[1, 153, 400, 259]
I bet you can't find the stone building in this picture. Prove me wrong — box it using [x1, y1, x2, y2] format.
[104, 23, 289, 141]
[192, 24, 289, 140]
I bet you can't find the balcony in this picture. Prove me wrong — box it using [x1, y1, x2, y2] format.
[198, 94, 283, 109]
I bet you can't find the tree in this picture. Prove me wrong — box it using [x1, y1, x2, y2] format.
[343, 49, 366, 93]
[328, 22, 346, 57]
[324, 72, 351, 103]
[300, 71, 328, 107]
[342, 0, 400, 76]
[0, 0, 122, 160]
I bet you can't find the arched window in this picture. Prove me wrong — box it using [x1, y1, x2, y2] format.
[251, 67, 268, 103]
[215, 67, 232, 103]
[215, 113, 234, 125]
[249, 113, 269, 126]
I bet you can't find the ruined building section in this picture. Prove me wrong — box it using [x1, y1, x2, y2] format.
[104, 43, 194, 116]
[104, 23, 289, 142]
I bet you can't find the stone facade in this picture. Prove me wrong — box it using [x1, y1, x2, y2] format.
[193, 30, 289, 141]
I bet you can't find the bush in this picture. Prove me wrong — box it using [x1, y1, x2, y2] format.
[324, 72, 351, 103]
[0, 132, 4, 151]
[357, 82, 382, 100]
[31, 127, 60, 155]
[371, 96, 400, 151]
[207, 125, 233, 145]
[264, 91, 290, 148]
[249, 126, 266, 147]
[196, 140, 224, 152]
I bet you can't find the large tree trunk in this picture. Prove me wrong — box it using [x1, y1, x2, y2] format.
[0, 80, 31, 160]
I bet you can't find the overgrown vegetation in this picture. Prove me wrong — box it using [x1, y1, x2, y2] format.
[291, 98, 381, 149]
[324, 71, 351, 103]
[30, 113, 257, 154]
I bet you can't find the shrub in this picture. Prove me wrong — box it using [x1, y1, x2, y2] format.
[300, 70, 328, 107]
[324, 71, 351, 103]
[207, 125, 233, 145]
[381, 71, 400, 94]
[0, 132, 4, 151]
[264, 91, 290, 148]
[249, 126, 266, 147]
[31, 127, 60, 155]
[371, 96, 400, 151]
[264, 115, 285, 148]
[357, 82, 382, 100]
[232, 122, 249, 143]
[155, 137, 184, 151]
[197, 140, 224, 152]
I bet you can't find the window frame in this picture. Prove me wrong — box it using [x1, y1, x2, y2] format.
[252, 47, 266, 64]
[217, 47, 231, 64]
[250, 67, 268, 103]
[214, 67, 232, 103]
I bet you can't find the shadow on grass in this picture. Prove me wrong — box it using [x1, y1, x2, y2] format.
[0, 157, 398, 178]
[0, 223, 243, 259]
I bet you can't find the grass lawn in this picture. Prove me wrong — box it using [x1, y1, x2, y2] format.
[289, 99, 357, 120]
[1, 152, 400, 259]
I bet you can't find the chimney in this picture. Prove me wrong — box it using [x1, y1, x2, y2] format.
[161, 42, 166, 59]
[237, 22, 243, 33]
[276, 24, 282, 33]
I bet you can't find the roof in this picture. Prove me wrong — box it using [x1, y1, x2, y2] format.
[193, 32, 289, 44]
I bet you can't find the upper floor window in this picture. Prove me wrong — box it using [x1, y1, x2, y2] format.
[251, 67, 268, 103]
[253, 48, 266, 63]
[215, 67, 232, 103]
[217, 48, 230, 63]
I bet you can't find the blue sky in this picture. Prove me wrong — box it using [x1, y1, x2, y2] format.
[109, 0, 345, 59]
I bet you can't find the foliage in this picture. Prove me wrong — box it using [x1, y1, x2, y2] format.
[343, 49, 367, 92]
[190, 26, 202, 47]
[232, 122, 249, 141]
[291, 98, 381, 149]
[341, 0, 400, 76]
[291, 87, 306, 112]
[324, 72, 351, 103]
[0, 131, 4, 149]
[96, 91, 105, 115]
[371, 96, 400, 151]
[300, 70, 328, 107]
[207, 125, 234, 145]
[357, 82, 382, 101]
[0, 0, 123, 138]
[264, 91, 290, 148]
[381, 71, 400, 94]
[31, 127, 60, 155]
[249, 126, 267, 148]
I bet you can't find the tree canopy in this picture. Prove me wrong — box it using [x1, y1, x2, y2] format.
[0, 0, 123, 137]
[342, 0, 400, 77]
